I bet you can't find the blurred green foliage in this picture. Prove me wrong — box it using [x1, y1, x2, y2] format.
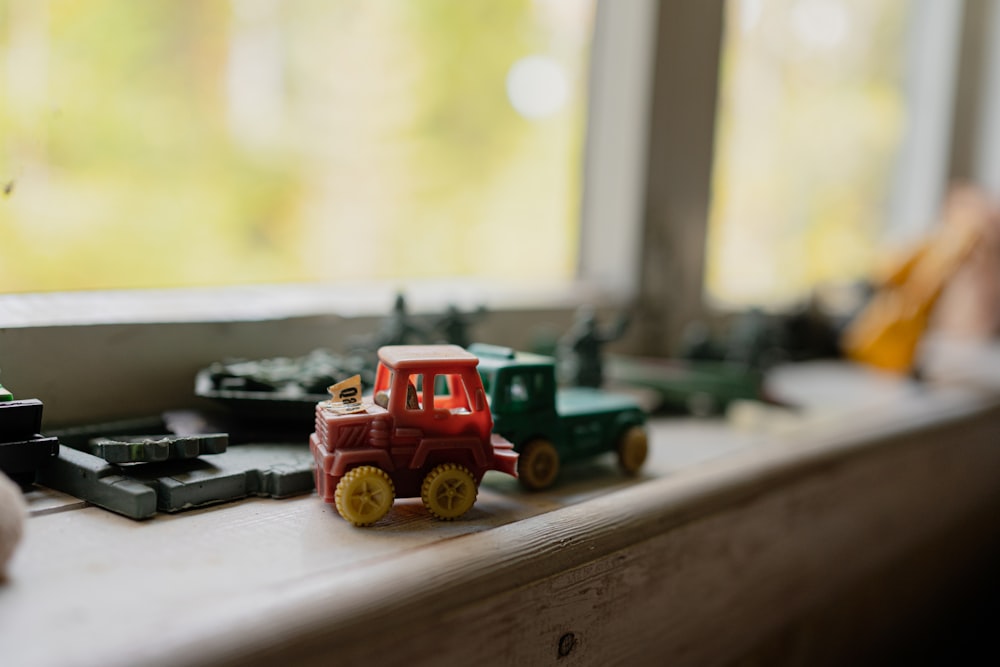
[0, 0, 591, 292]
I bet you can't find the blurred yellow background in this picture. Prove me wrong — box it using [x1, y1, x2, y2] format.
[0, 0, 593, 292]
[707, 0, 907, 307]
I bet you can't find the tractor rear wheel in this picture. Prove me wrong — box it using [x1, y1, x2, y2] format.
[421, 463, 478, 520]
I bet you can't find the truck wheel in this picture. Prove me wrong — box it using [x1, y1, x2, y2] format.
[334, 466, 395, 526]
[518, 439, 560, 491]
[617, 426, 648, 475]
[421, 463, 478, 520]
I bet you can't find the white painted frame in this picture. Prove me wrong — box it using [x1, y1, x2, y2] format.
[886, 0, 966, 244]
[578, 0, 659, 297]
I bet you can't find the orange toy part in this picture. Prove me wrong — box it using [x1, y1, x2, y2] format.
[843, 190, 988, 373]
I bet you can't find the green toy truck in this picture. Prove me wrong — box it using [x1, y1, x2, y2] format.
[469, 343, 647, 490]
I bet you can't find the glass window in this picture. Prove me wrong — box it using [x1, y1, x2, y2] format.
[508, 373, 529, 405]
[706, 0, 912, 307]
[0, 0, 596, 292]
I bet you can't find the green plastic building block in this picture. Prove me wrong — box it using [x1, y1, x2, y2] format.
[48, 416, 171, 450]
[37, 447, 158, 519]
[37, 443, 314, 520]
[0, 398, 60, 488]
[85, 434, 228, 463]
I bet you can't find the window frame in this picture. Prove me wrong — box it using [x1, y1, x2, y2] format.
[886, 0, 966, 245]
[949, 0, 1000, 193]
[0, 1, 661, 426]
[0, 1, 989, 426]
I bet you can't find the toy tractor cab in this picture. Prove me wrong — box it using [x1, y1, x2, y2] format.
[310, 345, 518, 526]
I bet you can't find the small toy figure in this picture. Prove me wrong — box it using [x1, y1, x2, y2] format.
[432, 304, 487, 348]
[724, 308, 785, 369]
[679, 321, 725, 362]
[310, 345, 518, 526]
[682, 302, 842, 371]
[344, 293, 430, 374]
[372, 294, 429, 348]
[558, 306, 630, 388]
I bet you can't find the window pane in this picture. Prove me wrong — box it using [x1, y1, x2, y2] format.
[706, 0, 909, 307]
[0, 0, 594, 292]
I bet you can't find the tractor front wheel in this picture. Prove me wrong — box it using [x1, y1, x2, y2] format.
[334, 466, 395, 526]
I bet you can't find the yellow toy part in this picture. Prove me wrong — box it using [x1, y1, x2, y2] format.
[843, 191, 987, 373]
[420, 463, 477, 520]
[334, 466, 395, 526]
[516, 439, 561, 491]
[616, 426, 648, 475]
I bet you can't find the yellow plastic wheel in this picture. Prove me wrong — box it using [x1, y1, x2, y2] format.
[421, 463, 478, 520]
[517, 439, 560, 491]
[617, 426, 648, 475]
[334, 466, 395, 526]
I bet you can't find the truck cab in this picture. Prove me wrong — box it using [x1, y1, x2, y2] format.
[310, 345, 517, 525]
[470, 344, 647, 490]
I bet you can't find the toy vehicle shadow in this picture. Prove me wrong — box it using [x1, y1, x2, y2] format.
[483, 453, 652, 496]
[338, 498, 498, 531]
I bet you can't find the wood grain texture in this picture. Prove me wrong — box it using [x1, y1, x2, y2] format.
[208, 404, 1000, 667]
[2, 360, 999, 667]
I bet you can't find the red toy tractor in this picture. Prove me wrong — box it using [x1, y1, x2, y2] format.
[310, 345, 518, 525]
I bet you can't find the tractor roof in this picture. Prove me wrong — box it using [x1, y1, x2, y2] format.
[377, 345, 479, 371]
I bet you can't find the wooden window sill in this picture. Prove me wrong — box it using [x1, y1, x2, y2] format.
[3, 342, 1000, 666]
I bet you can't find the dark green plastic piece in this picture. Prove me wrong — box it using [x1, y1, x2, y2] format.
[607, 355, 765, 415]
[0, 435, 60, 489]
[37, 446, 158, 519]
[37, 443, 315, 520]
[0, 398, 59, 487]
[195, 348, 372, 421]
[0, 399, 44, 441]
[86, 434, 228, 463]
[48, 416, 170, 450]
